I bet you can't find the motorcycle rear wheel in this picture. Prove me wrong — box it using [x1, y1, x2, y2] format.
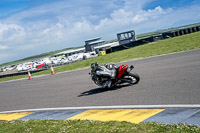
[124, 72, 140, 85]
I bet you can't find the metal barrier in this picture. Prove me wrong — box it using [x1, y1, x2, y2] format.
[109, 25, 200, 53]
[0, 67, 49, 78]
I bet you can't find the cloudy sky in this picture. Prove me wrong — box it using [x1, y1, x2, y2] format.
[0, 0, 200, 64]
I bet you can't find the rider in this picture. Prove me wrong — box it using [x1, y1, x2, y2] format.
[91, 62, 117, 88]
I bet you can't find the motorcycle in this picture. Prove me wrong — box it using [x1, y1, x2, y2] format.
[89, 62, 140, 89]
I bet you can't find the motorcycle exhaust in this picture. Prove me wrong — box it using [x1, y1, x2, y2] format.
[119, 79, 131, 83]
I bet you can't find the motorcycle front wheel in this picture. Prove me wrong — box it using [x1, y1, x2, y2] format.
[124, 72, 140, 85]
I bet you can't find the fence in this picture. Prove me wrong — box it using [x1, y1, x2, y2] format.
[106, 25, 200, 53]
[0, 67, 49, 78]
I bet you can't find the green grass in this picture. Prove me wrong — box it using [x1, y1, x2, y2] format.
[1, 31, 200, 82]
[0, 120, 199, 133]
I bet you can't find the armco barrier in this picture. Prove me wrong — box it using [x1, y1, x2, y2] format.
[0, 58, 86, 79]
[162, 32, 174, 38]
[0, 67, 49, 79]
[0, 61, 78, 79]
[109, 25, 200, 53]
[197, 26, 200, 31]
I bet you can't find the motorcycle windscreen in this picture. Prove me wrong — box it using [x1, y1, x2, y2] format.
[117, 64, 127, 79]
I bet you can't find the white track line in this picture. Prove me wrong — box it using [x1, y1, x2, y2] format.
[1, 104, 200, 114]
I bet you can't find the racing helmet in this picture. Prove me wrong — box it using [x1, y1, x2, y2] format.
[91, 62, 98, 71]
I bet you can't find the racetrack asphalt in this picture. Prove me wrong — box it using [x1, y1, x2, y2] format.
[0, 49, 200, 112]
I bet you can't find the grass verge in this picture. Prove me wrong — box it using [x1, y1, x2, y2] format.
[0, 120, 199, 133]
[1, 31, 200, 82]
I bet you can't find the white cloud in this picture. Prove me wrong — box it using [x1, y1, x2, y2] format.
[0, 45, 8, 50]
[0, 22, 25, 43]
[0, 0, 200, 64]
[133, 14, 148, 23]
[132, 6, 171, 23]
[94, 5, 171, 34]
[17, 44, 36, 51]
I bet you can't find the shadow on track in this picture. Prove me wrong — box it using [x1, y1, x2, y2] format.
[78, 84, 131, 97]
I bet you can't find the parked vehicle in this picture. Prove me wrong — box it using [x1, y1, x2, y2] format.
[1, 51, 99, 74]
[60, 57, 69, 64]
[68, 53, 84, 62]
[36, 64, 44, 69]
[51, 57, 61, 65]
[41, 58, 51, 65]
[89, 62, 140, 88]
[2, 65, 16, 72]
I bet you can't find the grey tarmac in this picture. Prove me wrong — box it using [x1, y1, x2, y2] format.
[0, 49, 200, 112]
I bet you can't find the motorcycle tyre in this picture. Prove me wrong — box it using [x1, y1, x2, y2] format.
[125, 72, 140, 85]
